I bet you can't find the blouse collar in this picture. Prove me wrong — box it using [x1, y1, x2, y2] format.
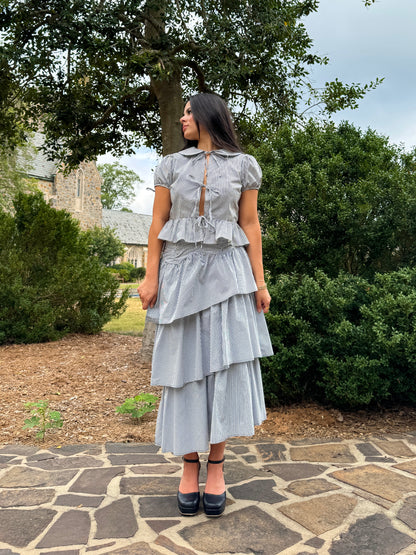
[179, 147, 242, 157]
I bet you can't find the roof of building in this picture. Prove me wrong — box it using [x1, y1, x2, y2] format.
[24, 132, 58, 181]
[102, 209, 152, 245]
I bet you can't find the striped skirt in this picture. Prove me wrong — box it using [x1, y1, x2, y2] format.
[147, 242, 273, 456]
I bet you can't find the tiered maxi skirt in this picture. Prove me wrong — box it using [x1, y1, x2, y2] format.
[147, 241, 274, 456]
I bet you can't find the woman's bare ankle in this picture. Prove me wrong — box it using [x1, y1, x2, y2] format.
[179, 453, 200, 494]
[205, 442, 226, 495]
[205, 460, 225, 495]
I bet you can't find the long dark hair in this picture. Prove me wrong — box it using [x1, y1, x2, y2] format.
[182, 93, 241, 152]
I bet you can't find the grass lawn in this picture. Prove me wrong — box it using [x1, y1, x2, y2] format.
[118, 282, 140, 290]
[103, 298, 146, 336]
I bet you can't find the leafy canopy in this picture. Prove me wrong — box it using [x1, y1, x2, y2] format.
[1, 0, 380, 165]
[84, 225, 126, 265]
[97, 162, 142, 210]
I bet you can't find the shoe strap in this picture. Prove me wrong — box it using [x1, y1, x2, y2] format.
[183, 457, 200, 463]
[207, 457, 225, 464]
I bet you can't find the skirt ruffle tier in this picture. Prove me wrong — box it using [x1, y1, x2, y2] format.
[148, 240, 273, 456]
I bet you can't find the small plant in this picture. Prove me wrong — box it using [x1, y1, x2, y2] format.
[23, 400, 63, 440]
[116, 393, 158, 421]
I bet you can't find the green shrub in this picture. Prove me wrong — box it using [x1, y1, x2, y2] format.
[114, 268, 130, 282]
[84, 225, 125, 265]
[254, 122, 416, 408]
[130, 266, 146, 281]
[262, 268, 416, 408]
[110, 262, 143, 282]
[255, 121, 416, 279]
[0, 192, 129, 344]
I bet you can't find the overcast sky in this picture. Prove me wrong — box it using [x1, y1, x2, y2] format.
[98, 0, 416, 215]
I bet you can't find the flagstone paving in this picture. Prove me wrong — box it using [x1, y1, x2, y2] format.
[1, 436, 416, 554]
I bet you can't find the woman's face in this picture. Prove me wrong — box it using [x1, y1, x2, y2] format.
[180, 102, 199, 141]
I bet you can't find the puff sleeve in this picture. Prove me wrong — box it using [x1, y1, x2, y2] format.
[154, 155, 174, 189]
[241, 154, 262, 191]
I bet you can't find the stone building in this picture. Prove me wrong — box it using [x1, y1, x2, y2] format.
[102, 209, 152, 268]
[29, 132, 102, 230]
[28, 132, 151, 267]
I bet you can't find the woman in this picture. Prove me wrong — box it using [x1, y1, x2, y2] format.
[138, 93, 273, 517]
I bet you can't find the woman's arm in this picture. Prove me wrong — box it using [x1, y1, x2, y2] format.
[138, 187, 171, 310]
[238, 189, 271, 314]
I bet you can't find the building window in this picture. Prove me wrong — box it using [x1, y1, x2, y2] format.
[75, 168, 84, 211]
[127, 247, 142, 268]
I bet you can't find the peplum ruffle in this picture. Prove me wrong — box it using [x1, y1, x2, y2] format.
[157, 217, 250, 247]
[146, 242, 258, 325]
[151, 292, 273, 388]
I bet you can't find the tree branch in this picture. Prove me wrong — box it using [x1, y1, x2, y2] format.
[174, 0, 193, 42]
[117, 13, 146, 41]
[171, 41, 203, 55]
[298, 100, 324, 118]
[66, 46, 71, 89]
[84, 85, 151, 133]
[233, 97, 248, 123]
[181, 60, 210, 93]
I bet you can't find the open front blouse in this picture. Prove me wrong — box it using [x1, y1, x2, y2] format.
[154, 147, 262, 246]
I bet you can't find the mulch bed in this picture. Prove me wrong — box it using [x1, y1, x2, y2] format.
[1, 333, 416, 448]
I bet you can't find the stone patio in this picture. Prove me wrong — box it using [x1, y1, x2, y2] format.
[1, 435, 416, 554]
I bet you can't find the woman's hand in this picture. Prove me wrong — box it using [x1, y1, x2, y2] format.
[254, 288, 271, 314]
[138, 278, 159, 310]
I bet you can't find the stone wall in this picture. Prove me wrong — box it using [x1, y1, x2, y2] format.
[53, 161, 102, 230]
[36, 179, 55, 204]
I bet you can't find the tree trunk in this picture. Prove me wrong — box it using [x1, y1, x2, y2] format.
[139, 2, 184, 364]
[151, 69, 184, 155]
[140, 320, 157, 364]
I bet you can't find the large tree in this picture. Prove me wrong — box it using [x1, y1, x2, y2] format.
[0, 0, 379, 357]
[97, 161, 142, 210]
[0, 0, 379, 164]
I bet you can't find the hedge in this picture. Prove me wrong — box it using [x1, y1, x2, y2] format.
[262, 268, 416, 408]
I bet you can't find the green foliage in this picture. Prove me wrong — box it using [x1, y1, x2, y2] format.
[262, 268, 416, 408]
[256, 122, 416, 408]
[0, 0, 379, 166]
[255, 121, 416, 280]
[23, 400, 63, 440]
[84, 225, 125, 265]
[0, 138, 37, 211]
[115, 268, 131, 282]
[0, 192, 129, 344]
[97, 162, 142, 210]
[130, 266, 146, 281]
[0, 52, 28, 150]
[110, 262, 144, 283]
[303, 77, 383, 116]
[116, 393, 158, 421]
